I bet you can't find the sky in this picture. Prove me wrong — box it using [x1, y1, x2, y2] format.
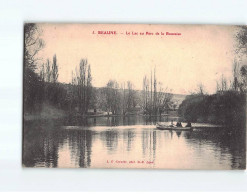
[37, 24, 238, 94]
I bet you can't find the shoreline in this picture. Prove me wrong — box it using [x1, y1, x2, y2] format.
[23, 113, 172, 121]
[23, 114, 172, 121]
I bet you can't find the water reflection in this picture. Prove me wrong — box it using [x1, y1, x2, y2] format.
[23, 115, 246, 169]
[63, 115, 168, 127]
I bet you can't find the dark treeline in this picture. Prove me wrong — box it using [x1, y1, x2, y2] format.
[178, 26, 247, 128]
[24, 23, 66, 114]
[178, 91, 246, 127]
[23, 23, 90, 115]
[24, 24, 174, 117]
[24, 23, 45, 113]
[178, 65, 246, 127]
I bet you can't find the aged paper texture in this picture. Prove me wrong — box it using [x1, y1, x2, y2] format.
[23, 24, 246, 169]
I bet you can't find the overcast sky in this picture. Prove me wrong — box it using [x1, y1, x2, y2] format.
[37, 24, 237, 94]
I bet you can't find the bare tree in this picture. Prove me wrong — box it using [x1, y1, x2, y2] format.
[51, 54, 59, 83]
[39, 63, 45, 82]
[156, 82, 173, 115]
[121, 82, 127, 115]
[197, 83, 205, 95]
[126, 81, 135, 112]
[216, 80, 220, 93]
[142, 75, 149, 114]
[153, 67, 157, 115]
[86, 64, 92, 112]
[232, 59, 240, 91]
[221, 74, 228, 92]
[141, 67, 159, 115]
[142, 75, 151, 114]
[215, 74, 228, 94]
[104, 80, 121, 115]
[24, 23, 45, 71]
[72, 59, 93, 115]
[45, 59, 51, 82]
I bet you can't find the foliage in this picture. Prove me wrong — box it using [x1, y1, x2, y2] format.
[178, 91, 246, 127]
[24, 23, 45, 113]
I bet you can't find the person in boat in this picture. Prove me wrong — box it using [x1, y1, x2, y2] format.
[169, 120, 174, 127]
[185, 121, 192, 127]
[176, 121, 182, 127]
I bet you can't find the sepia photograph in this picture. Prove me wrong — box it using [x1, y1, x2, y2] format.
[22, 24, 246, 169]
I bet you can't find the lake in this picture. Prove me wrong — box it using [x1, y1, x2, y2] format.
[22, 115, 246, 169]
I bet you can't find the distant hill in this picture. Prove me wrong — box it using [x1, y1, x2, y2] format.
[172, 94, 187, 109]
[61, 83, 187, 110]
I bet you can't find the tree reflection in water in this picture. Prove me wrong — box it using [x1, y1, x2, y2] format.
[23, 115, 245, 169]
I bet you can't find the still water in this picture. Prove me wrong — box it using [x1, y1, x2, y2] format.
[23, 115, 246, 169]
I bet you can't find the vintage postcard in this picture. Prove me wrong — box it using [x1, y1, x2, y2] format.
[23, 24, 246, 169]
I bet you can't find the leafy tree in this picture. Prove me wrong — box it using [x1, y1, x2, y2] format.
[24, 23, 45, 113]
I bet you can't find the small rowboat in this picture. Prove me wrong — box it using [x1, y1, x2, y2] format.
[156, 123, 193, 131]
